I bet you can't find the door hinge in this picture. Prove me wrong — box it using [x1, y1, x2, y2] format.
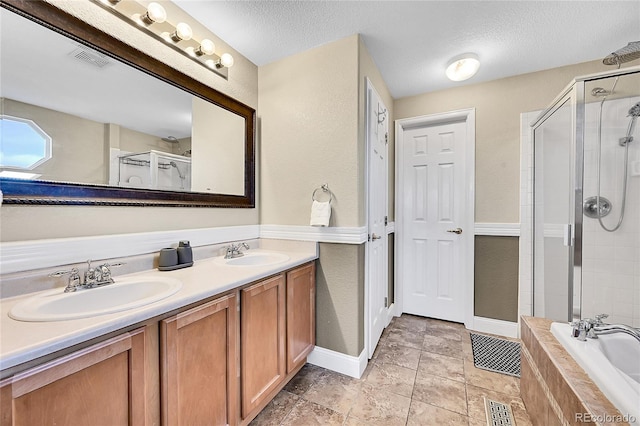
[563, 224, 573, 247]
[384, 216, 388, 226]
[385, 132, 388, 145]
[384, 297, 388, 307]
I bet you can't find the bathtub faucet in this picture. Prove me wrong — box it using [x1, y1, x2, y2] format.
[570, 314, 608, 341]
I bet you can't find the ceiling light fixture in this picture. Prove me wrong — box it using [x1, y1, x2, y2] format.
[93, 0, 234, 79]
[445, 53, 480, 82]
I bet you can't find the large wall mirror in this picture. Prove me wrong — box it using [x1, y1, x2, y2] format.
[0, 0, 255, 207]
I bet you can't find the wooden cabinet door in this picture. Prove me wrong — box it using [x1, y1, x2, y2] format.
[240, 274, 286, 418]
[161, 292, 239, 426]
[0, 327, 150, 426]
[286, 263, 316, 373]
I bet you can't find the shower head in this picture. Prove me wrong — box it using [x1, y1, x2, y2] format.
[603, 41, 640, 66]
[169, 161, 185, 180]
[621, 101, 640, 145]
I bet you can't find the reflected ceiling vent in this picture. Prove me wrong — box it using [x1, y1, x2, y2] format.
[69, 45, 110, 68]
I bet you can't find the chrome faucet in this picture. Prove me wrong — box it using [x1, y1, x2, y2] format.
[571, 314, 608, 341]
[224, 243, 250, 259]
[50, 260, 125, 292]
[571, 314, 640, 343]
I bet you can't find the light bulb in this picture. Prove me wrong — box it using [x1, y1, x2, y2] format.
[220, 53, 234, 68]
[171, 22, 193, 42]
[196, 39, 216, 56]
[142, 2, 166, 24]
[205, 59, 216, 69]
[445, 53, 480, 82]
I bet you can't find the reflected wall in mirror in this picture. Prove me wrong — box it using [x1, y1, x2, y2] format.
[0, 0, 255, 207]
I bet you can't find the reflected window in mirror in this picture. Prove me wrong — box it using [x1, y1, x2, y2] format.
[0, 115, 51, 180]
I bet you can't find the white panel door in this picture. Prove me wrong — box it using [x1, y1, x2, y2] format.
[401, 122, 467, 322]
[366, 81, 388, 357]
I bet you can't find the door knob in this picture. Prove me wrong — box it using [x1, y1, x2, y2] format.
[446, 228, 463, 234]
[370, 233, 382, 240]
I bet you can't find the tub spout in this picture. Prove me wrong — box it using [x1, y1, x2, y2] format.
[594, 324, 640, 343]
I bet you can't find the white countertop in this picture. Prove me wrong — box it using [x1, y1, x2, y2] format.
[0, 245, 317, 372]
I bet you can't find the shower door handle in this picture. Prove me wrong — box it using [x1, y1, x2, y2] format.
[446, 228, 463, 235]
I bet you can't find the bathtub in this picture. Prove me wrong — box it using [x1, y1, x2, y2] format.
[551, 322, 640, 425]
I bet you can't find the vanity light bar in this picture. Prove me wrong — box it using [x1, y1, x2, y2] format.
[93, 0, 233, 80]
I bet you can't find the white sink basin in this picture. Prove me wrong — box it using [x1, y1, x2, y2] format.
[215, 252, 290, 267]
[9, 276, 182, 322]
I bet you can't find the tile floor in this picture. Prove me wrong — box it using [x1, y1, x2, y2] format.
[250, 314, 532, 426]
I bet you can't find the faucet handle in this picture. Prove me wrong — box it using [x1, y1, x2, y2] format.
[570, 320, 584, 337]
[49, 268, 81, 292]
[49, 268, 78, 278]
[98, 262, 126, 269]
[595, 314, 609, 325]
[96, 262, 125, 282]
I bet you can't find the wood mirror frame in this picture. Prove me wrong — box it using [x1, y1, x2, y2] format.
[0, 0, 255, 207]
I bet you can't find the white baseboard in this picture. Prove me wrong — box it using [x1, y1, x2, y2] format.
[471, 316, 519, 338]
[307, 346, 368, 379]
[386, 303, 399, 325]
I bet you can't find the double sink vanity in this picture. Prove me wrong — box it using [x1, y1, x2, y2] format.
[0, 240, 317, 426]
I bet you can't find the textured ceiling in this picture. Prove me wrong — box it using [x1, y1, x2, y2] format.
[173, 0, 640, 98]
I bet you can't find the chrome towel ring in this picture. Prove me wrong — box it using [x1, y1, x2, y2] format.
[312, 184, 334, 203]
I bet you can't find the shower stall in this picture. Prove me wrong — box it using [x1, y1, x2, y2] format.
[531, 65, 640, 326]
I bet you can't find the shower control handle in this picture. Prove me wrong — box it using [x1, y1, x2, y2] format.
[446, 228, 463, 235]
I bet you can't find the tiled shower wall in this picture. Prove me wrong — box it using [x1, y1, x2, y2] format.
[581, 96, 640, 327]
[520, 96, 640, 327]
[519, 111, 537, 319]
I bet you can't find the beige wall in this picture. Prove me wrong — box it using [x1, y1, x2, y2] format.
[258, 35, 362, 356]
[358, 37, 395, 221]
[191, 97, 245, 195]
[259, 35, 394, 356]
[394, 59, 614, 223]
[259, 35, 360, 227]
[1, 0, 259, 242]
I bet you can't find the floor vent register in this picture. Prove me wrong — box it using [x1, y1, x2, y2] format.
[470, 332, 521, 377]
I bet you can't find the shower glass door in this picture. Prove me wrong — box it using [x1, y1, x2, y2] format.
[533, 96, 576, 322]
